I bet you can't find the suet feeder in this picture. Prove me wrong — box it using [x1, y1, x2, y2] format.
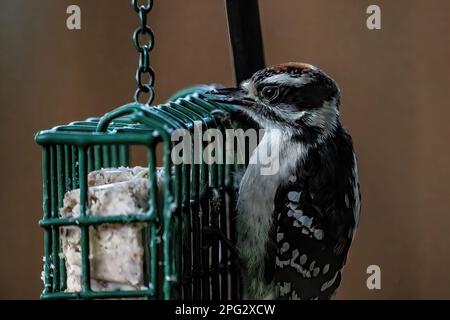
[35, 1, 265, 300]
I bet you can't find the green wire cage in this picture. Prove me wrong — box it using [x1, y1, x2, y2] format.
[35, 1, 265, 300]
[36, 88, 244, 300]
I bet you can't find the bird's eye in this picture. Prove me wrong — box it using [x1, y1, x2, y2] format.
[261, 86, 280, 102]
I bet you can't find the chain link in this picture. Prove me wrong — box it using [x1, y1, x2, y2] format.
[132, 0, 153, 13]
[132, 0, 155, 105]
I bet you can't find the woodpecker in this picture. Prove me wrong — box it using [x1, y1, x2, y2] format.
[208, 63, 361, 300]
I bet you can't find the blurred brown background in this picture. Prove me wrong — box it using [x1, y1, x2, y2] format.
[0, 0, 449, 299]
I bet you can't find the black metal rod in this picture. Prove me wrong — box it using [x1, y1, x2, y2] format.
[225, 0, 266, 85]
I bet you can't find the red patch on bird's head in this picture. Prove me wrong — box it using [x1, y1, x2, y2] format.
[250, 62, 318, 85]
[270, 62, 314, 74]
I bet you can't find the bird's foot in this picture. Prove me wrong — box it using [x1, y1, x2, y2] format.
[202, 226, 240, 257]
[211, 109, 235, 129]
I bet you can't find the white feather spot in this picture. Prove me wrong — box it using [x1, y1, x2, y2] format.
[291, 249, 299, 260]
[313, 268, 320, 277]
[321, 271, 340, 292]
[288, 209, 303, 221]
[281, 242, 290, 254]
[313, 229, 324, 240]
[300, 254, 307, 265]
[290, 250, 303, 273]
[288, 191, 301, 203]
[348, 227, 353, 239]
[322, 264, 330, 275]
[299, 215, 313, 228]
[276, 256, 290, 268]
[352, 153, 361, 226]
[277, 232, 284, 242]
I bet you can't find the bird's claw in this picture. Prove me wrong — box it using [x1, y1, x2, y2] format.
[202, 226, 239, 257]
[211, 109, 235, 129]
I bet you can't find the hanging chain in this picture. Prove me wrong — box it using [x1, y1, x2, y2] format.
[132, 0, 155, 105]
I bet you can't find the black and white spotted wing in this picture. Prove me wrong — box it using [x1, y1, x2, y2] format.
[264, 127, 360, 300]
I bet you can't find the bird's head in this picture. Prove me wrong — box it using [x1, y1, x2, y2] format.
[208, 63, 341, 142]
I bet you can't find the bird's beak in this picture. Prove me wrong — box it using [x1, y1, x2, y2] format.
[204, 87, 255, 106]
